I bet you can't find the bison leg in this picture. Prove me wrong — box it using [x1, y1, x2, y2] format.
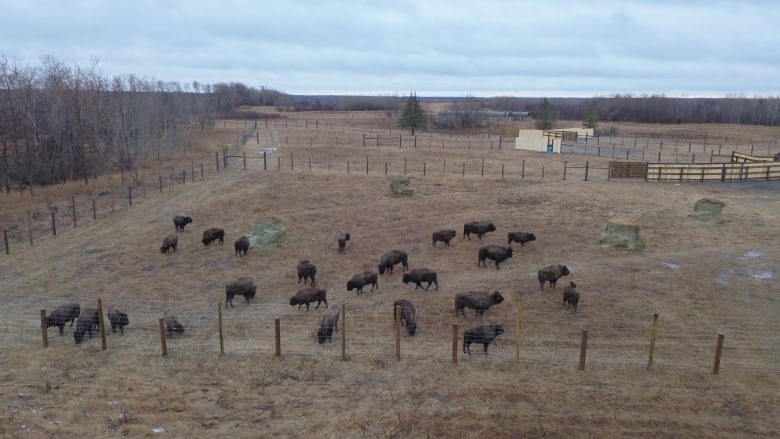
[483, 343, 490, 355]
[495, 260, 500, 270]
[58, 325, 64, 336]
[464, 341, 472, 355]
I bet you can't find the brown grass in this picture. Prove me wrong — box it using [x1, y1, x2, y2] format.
[1, 115, 779, 438]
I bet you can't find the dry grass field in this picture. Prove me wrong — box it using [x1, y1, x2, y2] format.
[1, 112, 779, 438]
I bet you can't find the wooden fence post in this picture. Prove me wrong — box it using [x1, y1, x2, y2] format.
[159, 319, 168, 357]
[541, 166, 545, 180]
[216, 151, 220, 171]
[40, 310, 49, 347]
[579, 329, 588, 370]
[395, 305, 401, 361]
[713, 333, 725, 374]
[181, 169, 186, 185]
[27, 211, 33, 245]
[521, 160, 525, 179]
[404, 157, 407, 175]
[275, 318, 281, 358]
[277, 156, 281, 170]
[515, 310, 522, 364]
[366, 156, 369, 174]
[341, 303, 346, 361]
[72, 196, 77, 228]
[384, 162, 388, 175]
[563, 161, 567, 180]
[481, 159, 485, 177]
[3, 229, 8, 255]
[201, 162, 204, 179]
[584, 161, 589, 181]
[218, 303, 224, 355]
[290, 152, 294, 171]
[347, 161, 350, 174]
[501, 163, 505, 179]
[647, 313, 659, 370]
[244, 152, 247, 170]
[309, 158, 312, 172]
[263, 151, 267, 170]
[51, 211, 56, 236]
[128, 186, 133, 206]
[97, 298, 107, 351]
[461, 163, 465, 177]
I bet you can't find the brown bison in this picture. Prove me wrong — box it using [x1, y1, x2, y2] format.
[507, 231, 536, 246]
[347, 271, 379, 295]
[107, 305, 129, 334]
[317, 305, 341, 344]
[173, 215, 192, 232]
[562, 281, 580, 312]
[432, 229, 457, 247]
[402, 268, 438, 291]
[297, 260, 317, 286]
[378, 250, 409, 275]
[393, 299, 418, 336]
[46, 303, 81, 336]
[161, 233, 178, 254]
[290, 287, 328, 311]
[164, 310, 185, 336]
[338, 232, 351, 254]
[538, 264, 571, 292]
[202, 227, 225, 246]
[478, 245, 514, 269]
[463, 221, 496, 240]
[234, 235, 250, 257]
[463, 324, 504, 355]
[73, 308, 100, 344]
[455, 291, 505, 317]
[225, 276, 257, 308]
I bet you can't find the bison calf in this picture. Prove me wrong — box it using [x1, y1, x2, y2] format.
[234, 235, 250, 257]
[432, 229, 457, 247]
[402, 268, 438, 291]
[393, 299, 418, 336]
[226, 276, 257, 308]
[202, 227, 225, 246]
[47, 303, 81, 336]
[455, 291, 505, 317]
[463, 324, 504, 355]
[347, 271, 379, 295]
[562, 281, 580, 312]
[74, 308, 100, 344]
[478, 245, 513, 269]
[173, 215, 192, 232]
[297, 260, 317, 286]
[507, 231, 536, 246]
[378, 250, 409, 275]
[107, 305, 129, 334]
[338, 232, 351, 254]
[317, 305, 341, 344]
[161, 233, 178, 254]
[290, 287, 328, 311]
[538, 264, 571, 292]
[164, 310, 185, 336]
[463, 221, 496, 240]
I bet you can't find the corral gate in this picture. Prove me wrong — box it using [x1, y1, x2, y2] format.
[609, 161, 648, 179]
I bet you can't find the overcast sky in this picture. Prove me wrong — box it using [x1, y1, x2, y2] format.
[1, 0, 778, 97]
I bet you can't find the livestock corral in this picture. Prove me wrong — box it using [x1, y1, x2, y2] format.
[1, 112, 779, 438]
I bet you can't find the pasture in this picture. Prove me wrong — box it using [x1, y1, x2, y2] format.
[1, 113, 779, 438]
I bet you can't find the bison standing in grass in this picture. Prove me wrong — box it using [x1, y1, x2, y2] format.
[47, 303, 81, 336]
[164, 310, 185, 336]
[432, 229, 457, 247]
[393, 299, 418, 336]
[74, 308, 100, 344]
[337, 232, 351, 254]
[347, 271, 379, 295]
[507, 231, 536, 246]
[455, 291, 505, 317]
[538, 264, 571, 292]
[478, 245, 514, 269]
[317, 306, 341, 344]
[234, 236, 250, 257]
[378, 250, 409, 275]
[290, 287, 328, 311]
[202, 227, 225, 246]
[296, 260, 317, 286]
[562, 282, 580, 312]
[173, 215, 192, 232]
[463, 324, 504, 355]
[402, 268, 438, 291]
[225, 277, 257, 308]
[161, 233, 178, 254]
[107, 305, 129, 334]
[463, 221, 496, 240]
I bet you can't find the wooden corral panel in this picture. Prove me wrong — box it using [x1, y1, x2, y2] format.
[731, 151, 776, 163]
[609, 161, 648, 179]
[646, 161, 780, 182]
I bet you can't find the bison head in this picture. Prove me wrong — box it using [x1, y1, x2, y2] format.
[492, 292, 505, 304]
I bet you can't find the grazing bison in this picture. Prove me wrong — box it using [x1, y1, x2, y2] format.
[290, 287, 328, 311]
[161, 233, 178, 254]
[463, 221, 496, 240]
[47, 303, 81, 336]
[347, 271, 379, 295]
[202, 227, 225, 246]
[455, 291, 505, 317]
[338, 232, 351, 254]
[378, 250, 409, 275]
[478, 245, 514, 269]
[538, 264, 571, 292]
[317, 305, 341, 344]
[73, 308, 100, 344]
[107, 305, 129, 334]
[563, 281, 580, 312]
[234, 235, 250, 257]
[432, 229, 457, 247]
[402, 268, 438, 291]
[164, 310, 185, 336]
[296, 260, 317, 286]
[507, 231, 536, 246]
[463, 323, 504, 355]
[225, 276, 257, 308]
[393, 299, 418, 336]
[173, 215, 192, 232]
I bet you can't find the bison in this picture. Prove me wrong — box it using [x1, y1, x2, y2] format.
[161, 233, 178, 254]
[393, 299, 418, 336]
[347, 271, 379, 295]
[107, 305, 129, 334]
[202, 227, 225, 246]
[290, 287, 328, 311]
[463, 221, 496, 240]
[73, 308, 100, 344]
[455, 291, 505, 317]
[432, 229, 457, 247]
[402, 268, 438, 291]
[463, 323, 504, 355]
[478, 245, 514, 270]
[225, 276, 257, 308]
[173, 215, 192, 232]
[338, 232, 351, 254]
[378, 250, 409, 275]
[164, 310, 185, 336]
[507, 231, 536, 246]
[296, 260, 317, 286]
[46, 303, 81, 336]
[562, 281, 580, 312]
[538, 264, 571, 292]
[234, 235, 250, 257]
[317, 305, 341, 344]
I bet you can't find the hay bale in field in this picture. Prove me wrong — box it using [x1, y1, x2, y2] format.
[598, 217, 645, 250]
[248, 218, 288, 250]
[390, 175, 415, 197]
[693, 198, 726, 223]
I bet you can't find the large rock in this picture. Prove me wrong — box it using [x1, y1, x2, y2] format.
[693, 198, 726, 223]
[390, 175, 415, 197]
[598, 217, 645, 250]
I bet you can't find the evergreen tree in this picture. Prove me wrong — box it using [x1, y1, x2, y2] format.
[584, 101, 599, 129]
[534, 98, 556, 130]
[400, 92, 427, 135]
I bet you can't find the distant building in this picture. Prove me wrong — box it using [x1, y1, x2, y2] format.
[514, 128, 594, 153]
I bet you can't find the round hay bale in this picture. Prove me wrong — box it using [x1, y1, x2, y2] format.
[693, 198, 726, 223]
[598, 217, 645, 250]
[248, 218, 287, 250]
[390, 175, 415, 197]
